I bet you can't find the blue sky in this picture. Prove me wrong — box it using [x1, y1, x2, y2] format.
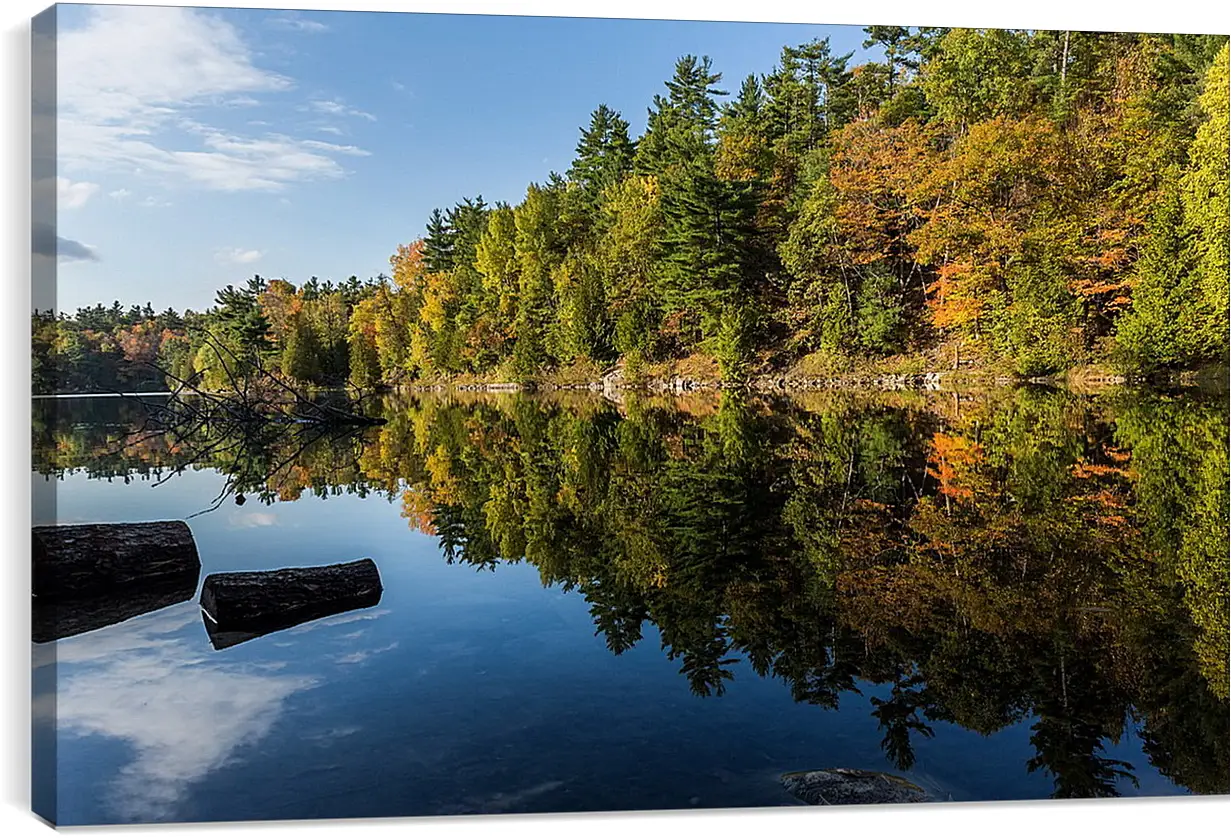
[47, 5, 882, 314]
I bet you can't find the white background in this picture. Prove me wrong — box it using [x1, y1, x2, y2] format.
[2, 2, 1229, 836]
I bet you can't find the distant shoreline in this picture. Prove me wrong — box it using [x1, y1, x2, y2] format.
[31, 392, 175, 399]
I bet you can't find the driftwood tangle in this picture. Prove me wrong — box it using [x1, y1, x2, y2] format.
[33, 520, 201, 599]
[200, 558, 383, 650]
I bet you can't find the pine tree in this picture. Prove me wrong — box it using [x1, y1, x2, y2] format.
[1182, 44, 1230, 356]
[1116, 178, 1206, 372]
[862, 26, 915, 94]
[635, 55, 726, 177]
[423, 208, 456, 273]
[568, 104, 635, 210]
[214, 276, 273, 361]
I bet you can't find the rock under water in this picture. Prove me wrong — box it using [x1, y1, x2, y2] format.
[781, 768, 930, 806]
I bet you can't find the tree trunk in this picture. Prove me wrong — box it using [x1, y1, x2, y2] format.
[200, 558, 383, 650]
[33, 521, 201, 599]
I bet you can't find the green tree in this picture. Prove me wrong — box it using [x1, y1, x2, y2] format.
[1115, 178, 1209, 372]
[1182, 44, 1230, 356]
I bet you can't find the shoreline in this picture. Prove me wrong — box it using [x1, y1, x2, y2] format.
[401, 368, 1140, 395]
[35, 364, 1226, 400]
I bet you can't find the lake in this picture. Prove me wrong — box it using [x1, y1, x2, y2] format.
[30, 387, 1230, 824]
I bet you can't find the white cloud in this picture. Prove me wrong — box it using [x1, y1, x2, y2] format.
[267, 14, 329, 34]
[224, 95, 260, 107]
[333, 641, 399, 666]
[229, 510, 277, 528]
[39, 603, 317, 822]
[215, 247, 263, 265]
[57, 176, 100, 209]
[109, 187, 132, 201]
[56, 7, 361, 193]
[286, 608, 390, 635]
[307, 99, 376, 122]
[140, 195, 173, 208]
[302, 140, 371, 157]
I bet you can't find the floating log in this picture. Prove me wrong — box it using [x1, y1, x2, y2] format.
[32, 520, 201, 599]
[781, 769, 931, 806]
[33, 575, 199, 643]
[199, 558, 383, 650]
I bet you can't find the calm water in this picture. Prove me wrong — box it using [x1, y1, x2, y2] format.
[31, 387, 1230, 824]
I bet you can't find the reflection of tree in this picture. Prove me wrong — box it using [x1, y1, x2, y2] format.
[35, 387, 1229, 798]
[870, 672, 935, 771]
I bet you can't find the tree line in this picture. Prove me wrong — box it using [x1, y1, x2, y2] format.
[32, 27, 1229, 394]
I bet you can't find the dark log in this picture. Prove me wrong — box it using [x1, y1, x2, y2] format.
[200, 558, 383, 650]
[32, 574, 199, 643]
[33, 521, 201, 599]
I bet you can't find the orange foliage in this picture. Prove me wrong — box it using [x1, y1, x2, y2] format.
[390, 239, 428, 294]
[116, 321, 163, 365]
[829, 118, 938, 266]
[927, 431, 986, 502]
[400, 487, 437, 535]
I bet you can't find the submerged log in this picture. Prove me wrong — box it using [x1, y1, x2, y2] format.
[781, 769, 930, 806]
[32, 521, 201, 599]
[33, 575, 199, 643]
[200, 558, 383, 650]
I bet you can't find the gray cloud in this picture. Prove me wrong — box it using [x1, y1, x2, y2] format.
[32, 222, 100, 262]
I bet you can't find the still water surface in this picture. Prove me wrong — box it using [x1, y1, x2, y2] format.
[31, 388, 1230, 824]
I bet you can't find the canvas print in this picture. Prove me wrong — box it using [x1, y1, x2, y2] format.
[30, 2, 1230, 827]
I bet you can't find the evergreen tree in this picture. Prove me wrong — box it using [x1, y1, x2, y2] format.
[1115, 178, 1207, 372]
[423, 208, 456, 273]
[568, 104, 636, 211]
[1182, 44, 1230, 357]
[213, 276, 274, 360]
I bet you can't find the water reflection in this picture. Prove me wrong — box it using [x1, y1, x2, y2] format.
[33, 387, 1230, 801]
[33, 573, 199, 643]
[34, 603, 319, 821]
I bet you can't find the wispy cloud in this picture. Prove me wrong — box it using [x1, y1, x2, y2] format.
[333, 641, 399, 666]
[286, 608, 390, 634]
[302, 140, 371, 157]
[109, 187, 132, 201]
[306, 99, 377, 122]
[215, 247, 263, 265]
[267, 13, 329, 34]
[56, 7, 363, 193]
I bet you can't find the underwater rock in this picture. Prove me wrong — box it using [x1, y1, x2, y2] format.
[781, 768, 930, 806]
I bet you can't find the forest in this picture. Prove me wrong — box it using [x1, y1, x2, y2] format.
[32, 27, 1230, 394]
